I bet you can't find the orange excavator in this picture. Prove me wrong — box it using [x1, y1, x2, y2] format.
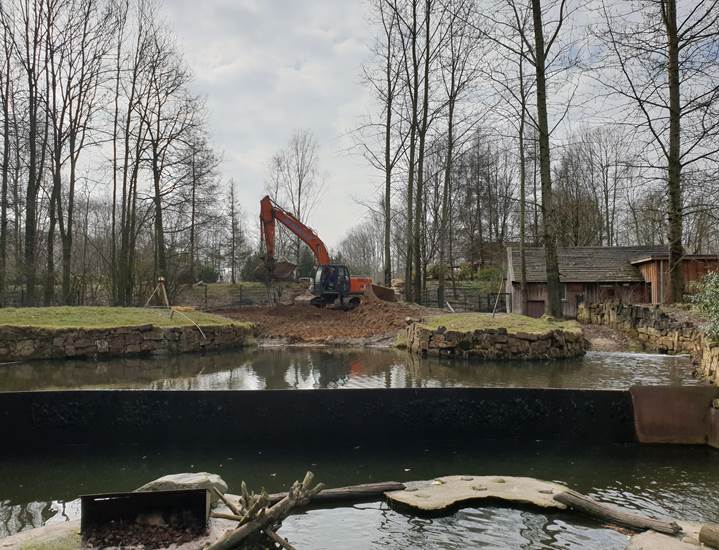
[259, 195, 372, 307]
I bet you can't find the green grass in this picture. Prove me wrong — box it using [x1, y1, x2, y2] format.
[421, 313, 582, 335]
[0, 306, 248, 329]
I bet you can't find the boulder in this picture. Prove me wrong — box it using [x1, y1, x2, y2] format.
[135, 472, 228, 505]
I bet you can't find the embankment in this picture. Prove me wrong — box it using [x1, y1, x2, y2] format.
[0, 323, 254, 362]
[578, 302, 719, 384]
[406, 313, 585, 360]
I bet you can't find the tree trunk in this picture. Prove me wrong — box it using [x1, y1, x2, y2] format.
[664, 0, 684, 303]
[0, 46, 9, 306]
[531, 0, 562, 318]
[404, 0, 419, 302]
[152, 152, 167, 278]
[62, 151, 77, 304]
[438, 96, 455, 309]
[518, 89, 528, 316]
[413, 0, 431, 305]
[190, 148, 197, 283]
[383, 47, 393, 286]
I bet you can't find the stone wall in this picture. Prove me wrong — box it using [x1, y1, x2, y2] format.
[406, 323, 585, 360]
[0, 323, 255, 362]
[578, 302, 719, 384]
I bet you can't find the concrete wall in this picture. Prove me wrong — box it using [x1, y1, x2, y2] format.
[0, 324, 255, 362]
[578, 302, 719, 384]
[0, 388, 636, 450]
[1, 387, 716, 451]
[406, 323, 585, 360]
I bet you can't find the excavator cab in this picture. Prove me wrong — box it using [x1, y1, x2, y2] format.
[312, 264, 351, 305]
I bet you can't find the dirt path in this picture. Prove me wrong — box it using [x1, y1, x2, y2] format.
[218, 301, 432, 345]
[582, 324, 645, 353]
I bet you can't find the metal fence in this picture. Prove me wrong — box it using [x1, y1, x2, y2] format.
[422, 289, 510, 313]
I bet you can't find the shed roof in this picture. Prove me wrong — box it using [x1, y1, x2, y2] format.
[507, 246, 668, 283]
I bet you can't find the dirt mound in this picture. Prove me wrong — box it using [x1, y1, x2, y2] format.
[221, 301, 426, 343]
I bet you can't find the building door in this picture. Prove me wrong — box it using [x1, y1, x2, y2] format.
[527, 300, 545, 318]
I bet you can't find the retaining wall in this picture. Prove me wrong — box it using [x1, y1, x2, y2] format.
[578, 302, 719, 384]
[0, 323, 254, 362]
[0, 386, 716, 451]
[407, 323, 585, 360]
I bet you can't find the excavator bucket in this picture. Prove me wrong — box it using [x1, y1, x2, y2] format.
[363, 283, 397, 303]
[254, 259, 297, 281]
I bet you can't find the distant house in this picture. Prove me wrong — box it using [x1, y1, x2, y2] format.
[505, 246, 719, 318]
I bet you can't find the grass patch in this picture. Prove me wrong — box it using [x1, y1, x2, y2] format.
[421, 313, 582, 335]
[0, 307, 249, 329]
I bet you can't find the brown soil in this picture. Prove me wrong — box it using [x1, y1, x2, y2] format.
[582, 323, 645, 353]
[220, 301, 430, 344]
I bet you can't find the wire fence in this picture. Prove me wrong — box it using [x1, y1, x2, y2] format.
[422, 289, 510, 313]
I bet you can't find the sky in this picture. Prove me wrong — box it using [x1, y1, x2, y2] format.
[163, 0, 380, 248]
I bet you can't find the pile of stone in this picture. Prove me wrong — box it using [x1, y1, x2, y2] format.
[578, 302, 719, 384]
[406, 323, 585, 360]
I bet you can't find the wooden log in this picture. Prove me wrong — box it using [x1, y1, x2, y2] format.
[265, 528, 297, 550]
[554, 490, 681, 535]
[267, 481, 405, 505]
[213, 488, 243, 516]
[207, 473, 324, 550]
[700, 523, 719, 549]
[210, 511, 244, 522]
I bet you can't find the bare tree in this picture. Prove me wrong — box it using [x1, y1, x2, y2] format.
[357, 0, 407, 285]
[599, 0, 719, 302]
[0, 16, 12, 305]
[437, 0, 481, 307]
[266, 129, 323, 266]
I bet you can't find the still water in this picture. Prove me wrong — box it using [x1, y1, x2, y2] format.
[0, 442, 717, 547]
[0, 348, 711, 548]
[0, 347, 698, 391]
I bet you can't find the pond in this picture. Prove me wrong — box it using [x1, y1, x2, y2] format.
[0, 347, 711, 548]
[0, 441, 717, 547]
[0, 347, 699, 391]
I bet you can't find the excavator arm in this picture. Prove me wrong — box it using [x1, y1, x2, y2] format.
[260, 195, 331, 269]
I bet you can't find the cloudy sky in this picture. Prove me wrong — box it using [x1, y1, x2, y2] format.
[163, 0, 379, 248]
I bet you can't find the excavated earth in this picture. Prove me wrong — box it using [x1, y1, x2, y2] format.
[220, 301, 429, 345]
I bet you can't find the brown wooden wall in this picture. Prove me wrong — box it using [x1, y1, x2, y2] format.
[639, 259, 719, 304]
[511, 282, 650, 318]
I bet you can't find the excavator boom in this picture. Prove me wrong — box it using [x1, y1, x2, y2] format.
[260, 195, 331, 267]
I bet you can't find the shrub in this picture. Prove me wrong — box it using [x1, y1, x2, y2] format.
[693, 271, 719, 339]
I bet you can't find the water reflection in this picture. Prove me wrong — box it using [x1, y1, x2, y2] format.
[0, 349, 698, 392]
[1, 442, 717, 547]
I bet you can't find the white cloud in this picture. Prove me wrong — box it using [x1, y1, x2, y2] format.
[163, 0, 377, 248]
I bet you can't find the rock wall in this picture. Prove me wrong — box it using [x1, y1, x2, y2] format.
[406, 323, 585, 360]
[0, 323, 255, 362]
[578, 302, 719, 384]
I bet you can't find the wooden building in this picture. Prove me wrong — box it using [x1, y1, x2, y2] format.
[506, 246, 719, 318]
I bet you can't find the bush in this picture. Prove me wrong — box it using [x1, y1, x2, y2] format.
[457, 263, 476, 281]
[197, 264, 220, 284]
[426, 263, 449, 280]
[693, 271, 719, 339]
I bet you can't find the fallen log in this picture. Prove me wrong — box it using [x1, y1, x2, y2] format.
[700, 523, 719, 549]
[207, 472, 324, 550]
[553, 489, 682, 535]
[267, 481, 405, 506]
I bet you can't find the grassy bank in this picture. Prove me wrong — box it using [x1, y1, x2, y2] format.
[422, 313, 582, 335]
[0, 306, 248, 329]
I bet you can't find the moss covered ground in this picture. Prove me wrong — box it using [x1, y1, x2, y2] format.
[421, 313, 582, 335]
[0, 306, 247, 329]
